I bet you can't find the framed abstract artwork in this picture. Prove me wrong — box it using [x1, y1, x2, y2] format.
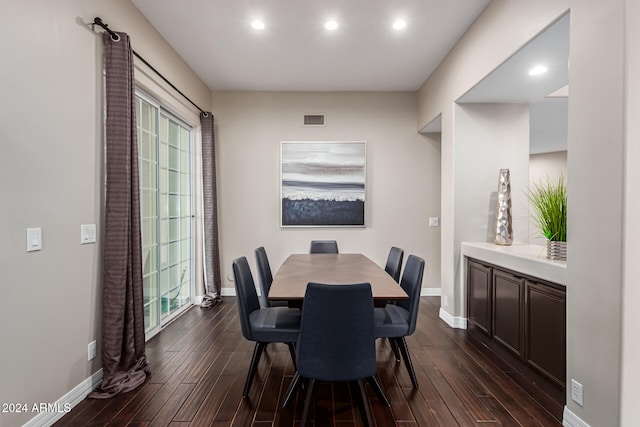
[280, 141, 366, 227]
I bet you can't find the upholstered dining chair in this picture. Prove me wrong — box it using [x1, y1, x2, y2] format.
[232, 256, 301, 398]
[309, 239, 339, 254]
[384, 246, 404, 283]
[254, 246, 288, 307]
[374, 254, 425, 389]
[287, 282, 387, 427]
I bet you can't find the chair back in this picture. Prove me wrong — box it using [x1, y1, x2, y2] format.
[309, 240, 339, 254]
[232, 256, 261, 341]
[254, 247, 273, 307]
[297, 282, 375, 382]
[384, 246, 404, 282]
[396, 255, 425, 335]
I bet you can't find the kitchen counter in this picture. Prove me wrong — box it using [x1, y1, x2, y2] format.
[461, 242, 567, 286]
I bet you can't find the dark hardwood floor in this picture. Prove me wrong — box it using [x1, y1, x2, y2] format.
[54, 297, 563, 426]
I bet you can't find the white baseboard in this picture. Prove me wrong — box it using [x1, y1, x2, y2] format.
[221, 287, 236, 297]
[24, 369, 103, 427]
[563, 407, 591, 427]
[421, 287, 441, 296]
[439, 307, 468, 329]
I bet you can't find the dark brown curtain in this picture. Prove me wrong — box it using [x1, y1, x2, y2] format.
[200, 112, 223, 307]
[90, 31, 150, 399]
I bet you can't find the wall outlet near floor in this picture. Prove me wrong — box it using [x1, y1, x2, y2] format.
[88, 340, 97, 361]
[428, 217, 440, 227]
[443, 295, 449, 307]
[571, 379, 583, 406]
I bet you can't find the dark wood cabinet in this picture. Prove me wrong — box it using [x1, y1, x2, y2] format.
[466, 258, 566, 390]
[525, 280, 566, 388]
[467, 260, 492, 335]
[493, 270, 524, 357]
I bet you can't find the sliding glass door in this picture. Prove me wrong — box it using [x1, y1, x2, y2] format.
[136, 93, 193, 337]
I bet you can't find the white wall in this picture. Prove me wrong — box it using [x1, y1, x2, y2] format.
[211, 91, 441, 294]
[0, 1, 210, 425]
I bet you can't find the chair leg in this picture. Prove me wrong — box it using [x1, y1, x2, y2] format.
[367, 375, 391, 407]
[397, 337, 418, 389]
[357, 379, 374, 427]
[243, 342, 266, 397]
[300, 378, 316, 427]
[390, 338, 401, 362]
[286, 342, 297, 370]
[281, 371, 302, 408]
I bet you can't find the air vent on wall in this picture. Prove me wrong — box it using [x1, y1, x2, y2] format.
[304, 114, 325, 126]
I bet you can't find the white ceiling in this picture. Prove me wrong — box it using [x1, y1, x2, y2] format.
[131, 0, 491, 92]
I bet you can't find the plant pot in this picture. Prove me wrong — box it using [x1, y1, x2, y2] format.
[546, 241, 567, 261]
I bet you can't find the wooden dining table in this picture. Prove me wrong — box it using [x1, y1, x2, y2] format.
[269, 253, 408, 304]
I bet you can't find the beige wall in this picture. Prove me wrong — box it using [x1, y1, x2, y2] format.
[418, 0, 634, 424]
[451, 103, 531, 316]
[621, 0, 640, 423]
[211, 91, 441, 295]
[566, 0, 625, 424]
[529, 151, 567, 186]
[416, 0, 569, 325]
[0, 1, 210, 425]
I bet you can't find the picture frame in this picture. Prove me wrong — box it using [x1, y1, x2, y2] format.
[280, 141, 366, 227]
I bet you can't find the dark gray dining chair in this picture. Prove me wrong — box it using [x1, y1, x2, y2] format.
[232, 256, 301, 397]
[384, 246, 404, 283]
[374, 254, 425, 389]
[309, 240, 339, 254]
[290, 282, 387, 426]
[254, 246, 288, 307]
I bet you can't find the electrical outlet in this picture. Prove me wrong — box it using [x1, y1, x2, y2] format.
[443, 295, 449, 307]
[428, 217, 440, 227]
[88, 340, 97, 361]
[571, 379, 583, 406]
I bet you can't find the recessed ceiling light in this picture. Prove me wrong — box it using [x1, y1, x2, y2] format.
[251, 20, 265, 30]
[392, 19, 407, 30]
[325, 20, 338, 31]
[528, 65, 548, 76]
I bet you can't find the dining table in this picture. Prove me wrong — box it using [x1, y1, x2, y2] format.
[269, 253, 408, 305]
[273, 253, 402, 408]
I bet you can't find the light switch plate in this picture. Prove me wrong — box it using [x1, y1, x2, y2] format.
[26, 228, 42, 252]
[428, 217, 440, 227]
[81, 224, 97, 244]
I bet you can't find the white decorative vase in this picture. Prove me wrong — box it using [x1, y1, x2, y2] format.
[494, 168, 513, 246]
[547, 241, 567, 261]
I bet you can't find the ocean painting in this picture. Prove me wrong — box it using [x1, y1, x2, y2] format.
[281, 141, 366, 227]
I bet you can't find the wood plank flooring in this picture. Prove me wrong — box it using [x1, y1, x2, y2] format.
[54, 297, 564, 426]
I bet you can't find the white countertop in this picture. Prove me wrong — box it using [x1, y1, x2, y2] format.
[461, 242, 567, 286]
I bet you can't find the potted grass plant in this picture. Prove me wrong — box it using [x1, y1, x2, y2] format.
[528, 174, 567, 261]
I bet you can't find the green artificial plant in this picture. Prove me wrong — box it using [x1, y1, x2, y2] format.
[528, 174, 567, 242]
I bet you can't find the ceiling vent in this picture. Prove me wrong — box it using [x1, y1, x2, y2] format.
[304, 114, 325, 126]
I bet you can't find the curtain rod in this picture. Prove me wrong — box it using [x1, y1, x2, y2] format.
[92, 17, 208, 116]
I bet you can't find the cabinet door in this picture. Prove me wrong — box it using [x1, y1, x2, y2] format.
[492, 270, 524, 358]
[467, 260, 492, 335]
[525, 280, 566, 388]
